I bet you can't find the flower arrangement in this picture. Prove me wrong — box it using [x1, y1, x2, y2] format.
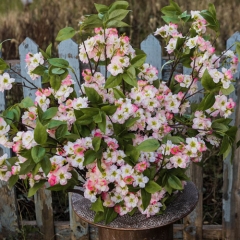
[0, 1, 239, 224]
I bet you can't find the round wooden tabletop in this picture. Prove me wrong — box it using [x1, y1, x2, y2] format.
[72, 181, 199, 231]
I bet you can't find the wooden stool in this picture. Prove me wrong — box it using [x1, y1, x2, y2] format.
[72, 181, 198, 240]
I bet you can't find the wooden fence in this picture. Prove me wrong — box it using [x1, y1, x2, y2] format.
[0, 31, 239, 240]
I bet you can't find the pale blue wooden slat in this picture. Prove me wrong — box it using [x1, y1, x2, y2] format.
[140, 34, 162, 79]
[58, 39, 89, 239]
[58, 39, 81, 97]
[222, 31, 240, 240]
[19, 37, 55, 240]
[0, 51, 19, 238]
[19, 38, 42, 100]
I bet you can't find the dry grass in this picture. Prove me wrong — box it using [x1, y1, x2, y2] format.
[0, 0, 239, 59]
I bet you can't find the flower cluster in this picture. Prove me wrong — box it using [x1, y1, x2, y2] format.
[25, 52, 44, 80]
[0, 73, 15, 92]
[0, 1, 239, 224]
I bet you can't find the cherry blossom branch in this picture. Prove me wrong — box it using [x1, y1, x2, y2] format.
[212, 42, 235, 65]
[184, 88, 205, 100]
[82, 40, 93, 75]
[16, 82, 37, 90]
[70, 68, 84, 95]
[10, 65, 38, 89]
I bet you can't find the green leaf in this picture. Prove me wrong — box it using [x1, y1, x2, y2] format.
[162, 15, 179, 24]
[208, 3, 216, 19]
[221, 84, 235, 95]
[128, 207, 137, 216]
[51, 67, 66, 75]
[50, 75, 62, 90]
[143, 167, 156, 180]
[93, 111, 102, 123]
[198, 92, 215, 110]
[212, 118, 232, 125]
[28, 180, 46, 197]
[56, 27, 76, 41]
[145, 181, 162, 194]
[141, 189, 151, 210]
[212, 122, 229, 132]
[48, 120, 66, 129]
[223, 143, 231, 160]
[101, 105, 117, 116]
[83, 150, 97, 165]
[136, 139, 160, 152]
[125, 117, 140, 128]
[42, 107, 58, 120]
[125, 144, 140, 163]
[219, 135, 230, 155]
[31, 65, 46, 76]
[92, 137, 101, 152]
[8, 175, 18, 188]
[94, 3, 109, 13]
[131, 54, 147, 68]
[39, 48, 49, 59]
[122, 72, 137, 87]
[104, 75, 122, 89]
[200, 10, 219, 32]
[162, 135, 184, 144]
[0, 58, 9, 70]
[41, 155, 52, 176]
[123, 156, 134, 166]
[5, 157, 18, 169]
[225, 126, 238, 140]
[46, 43, 52, 57]
[94, 211, 105, 223]
[81, 14, 103, 30]
[31, 146, 46, 163]
[91, 197, 104, 212]
[55, 124, 68, 139]
[108, 9, 130, 22]
[32, 163, 41, 176]
[175, 37, 185, 51]
[113, 88, 125, 99]
[34, 120, 48, 144]
[161, 0, 182, 16]
[236, 42, 240, 59]
[48, 58, 69, 68]
[109, 1, 129, 13]
[201, 69, 216, 91]
[179, 11, 191, 22]
[98, 112, 106, 133]
[84, 86, 103, 104]
[19, 162, 35, 175]
[105, 207, 118, 224]
[168, 175, 183, 190]
[19, 97, 34, 108]
[97, 158, 104, 173]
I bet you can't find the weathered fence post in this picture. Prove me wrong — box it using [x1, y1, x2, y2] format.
[222, 31, 240, 240]
[0, 111, 19, 238]
[140, 34, 162, 79]
[19, 37, 55, 240]
[0, 50, 19, 238]
[58, 39, 89, 240]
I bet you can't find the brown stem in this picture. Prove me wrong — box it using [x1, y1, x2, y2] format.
[82, 40, 93, 75]
[10, 66, 38, 89]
